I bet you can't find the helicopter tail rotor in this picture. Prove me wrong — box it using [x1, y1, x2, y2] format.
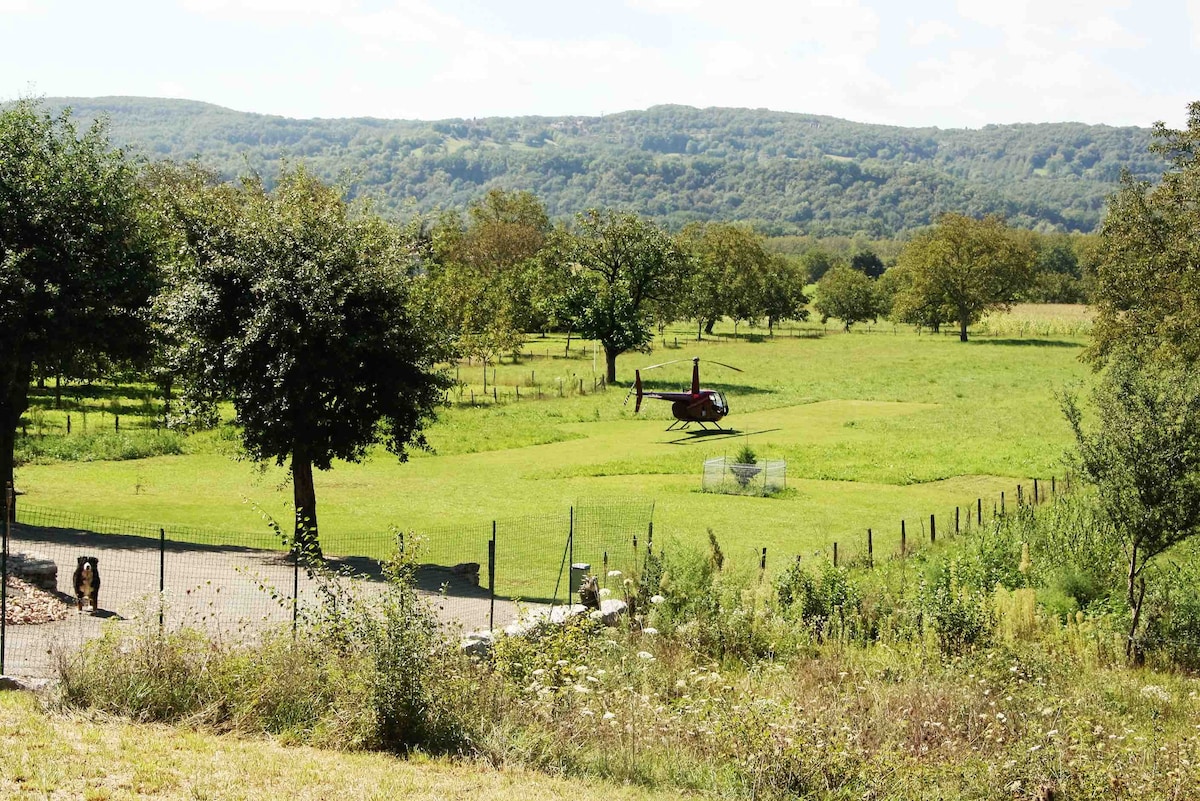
[622, 370, 644, 413]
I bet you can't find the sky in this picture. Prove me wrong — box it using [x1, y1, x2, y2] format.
[2, 0, 1196, 129]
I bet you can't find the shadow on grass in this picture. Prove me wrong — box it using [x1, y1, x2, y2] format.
[968, 338, 1083, 348]
[9, 522, 519, 604]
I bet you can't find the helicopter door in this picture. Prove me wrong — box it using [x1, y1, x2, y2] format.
[712, 393, 728, 415]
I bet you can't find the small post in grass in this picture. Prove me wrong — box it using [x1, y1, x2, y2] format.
[900, 520, 906, 557]
[488, 523, 496, 632]
[955, 506, 960, 535]
[1034, 478, 1039, 504]
[292, 540, 300, 640]
[1, 482, 10, 675]
[977, 498, 982, 525]
[759, 547, 767, 584]
[930, 514, 936, 544]
[159, 527, 165, 631]
[867, 528, 873, 567]
[833, 541, 838, 567]
[1001, 491, 1006, 516]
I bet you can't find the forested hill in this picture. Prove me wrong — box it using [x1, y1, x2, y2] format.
[45, 96, 1162, 236]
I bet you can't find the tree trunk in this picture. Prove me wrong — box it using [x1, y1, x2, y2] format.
[959, 314, 969, 342]
[291, 451, 321, 560]
[1, 361, 31, 524]
[697, 320, 702, 342]
[54, 374, 61, 408]
[604, 346, 618, 384]
[0, 422, 14, 524]
[704, 318, 716, 336]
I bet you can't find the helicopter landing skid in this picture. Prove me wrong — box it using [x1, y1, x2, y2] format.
[665, 420, 729, 433]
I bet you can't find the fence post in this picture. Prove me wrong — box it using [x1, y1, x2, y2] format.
[1051, 476, 1056, 496]
[901, 520, 906, 557]
[568, 507, 574, 590]
[1, 482, 10, 675]
[867, 528, 873, 567]
[647, 521, 653, 554]
[1034, 478, 1039, 504]
[955, 506, 960, 535]
[159, 527, 165, 631]
[833, 542, 838, 567]
[1001, 491, 1006, 516]
[488, 523, 496, 633]
[1017, 484, 1023, 506]
[977, 498, 982, 525]
[930, 514, 936, 544]
[759, 547, 767, 584]
[292, 544, 299, 640]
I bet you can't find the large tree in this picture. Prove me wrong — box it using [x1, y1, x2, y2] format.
[161, 165, 451, 552]
[892, 213, 1034, 342]
[1089, 102, 1200, 365]
[813, 264, 879, 332]
[565, 210, 686, 382]
[1064, 356, 1200, 660]
[0, 100, 158, 512]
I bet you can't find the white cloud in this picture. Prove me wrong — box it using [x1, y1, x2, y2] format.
[907, 19, 958, 47]
[0, 0, 35, 13]
[1187, 0, 1200, 46]
[179, 0, 358, 23]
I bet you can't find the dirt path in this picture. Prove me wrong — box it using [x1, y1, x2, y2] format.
[3, 524, 522, 679]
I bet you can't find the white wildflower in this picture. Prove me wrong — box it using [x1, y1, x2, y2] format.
[642, 627, 659, 635]
[602, 711, 616, 720]
[532, 669, 545, 677]
[599, 588, 612, 598]
[650, 594, 665, 605]
[637, 651, 655, 661]
[607, 570, 622, 578]
[1141, 685, 1172, 703]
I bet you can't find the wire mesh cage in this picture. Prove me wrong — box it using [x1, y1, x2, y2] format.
[701, 457, 787, 496]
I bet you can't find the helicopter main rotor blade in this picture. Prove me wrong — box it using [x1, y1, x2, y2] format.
[639, 358, 686, 372]
[705, 359, 743, 372]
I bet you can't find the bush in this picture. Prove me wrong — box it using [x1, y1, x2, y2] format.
[57, 544, 471, 753]
[15, 429, 186, 465]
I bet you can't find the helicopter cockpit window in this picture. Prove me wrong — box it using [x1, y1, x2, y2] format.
[712, 393, 728, 414]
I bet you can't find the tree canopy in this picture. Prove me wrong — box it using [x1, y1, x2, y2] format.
[814, 264, 879, 332]
[564, 210, 686, 382]
[1089, 101, 1200, 365]
[890, 213, 1034, 342]
[45, 97, 1162, 238]
[0, 99, 158, 509]
[160, 165, 451, 550]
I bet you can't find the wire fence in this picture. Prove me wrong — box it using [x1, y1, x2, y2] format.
[0, 491, 654, 678]
[0, 475, 1065, 679]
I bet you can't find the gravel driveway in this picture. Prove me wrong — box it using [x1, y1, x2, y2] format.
[3, 524, 521, 679]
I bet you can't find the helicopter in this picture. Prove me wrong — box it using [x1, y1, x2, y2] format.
[623, 357, 743, 431]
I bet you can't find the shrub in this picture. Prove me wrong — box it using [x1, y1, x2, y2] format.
[57, 543, 471, 754]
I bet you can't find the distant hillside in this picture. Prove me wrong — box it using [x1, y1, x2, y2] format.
[43, 97, 1162, 236]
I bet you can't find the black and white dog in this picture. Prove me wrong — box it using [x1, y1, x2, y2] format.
[72, 556, 101, 612]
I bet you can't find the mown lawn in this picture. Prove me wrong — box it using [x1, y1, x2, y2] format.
[14, 316, 1092, 598]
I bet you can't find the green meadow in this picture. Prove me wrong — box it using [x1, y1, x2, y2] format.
[14, 312, 1091, 596]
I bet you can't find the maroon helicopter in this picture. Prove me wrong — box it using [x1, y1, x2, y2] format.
[624, 357, 743, 431]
